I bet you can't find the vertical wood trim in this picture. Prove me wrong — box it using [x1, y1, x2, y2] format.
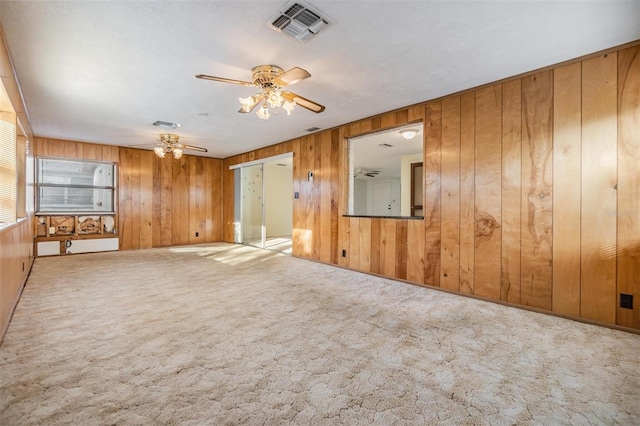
[501, 79, 522, 304]
[521, 70, 554, 310]
[552, 62, 582, 316]
[616, 46, 640, 329]
[424, 102, 442, 286]
[580, 53, 618, 324]
[474, 85, 503, 299]
[440, 96, 461, 291]
[459, 92, 476, 294]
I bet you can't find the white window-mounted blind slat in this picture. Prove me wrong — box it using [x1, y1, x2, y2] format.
[0, 118, 17, 223]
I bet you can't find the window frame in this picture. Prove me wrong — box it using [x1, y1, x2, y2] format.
[36, 156, 117, 215]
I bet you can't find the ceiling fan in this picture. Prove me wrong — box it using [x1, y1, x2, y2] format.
[196, 65, 325, 120]
[130, 134, 207, 160]
[354, 168, 381, 178]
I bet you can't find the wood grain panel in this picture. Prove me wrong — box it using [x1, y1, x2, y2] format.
[159, 155, 173, 247]
[440, 96, 461, 292]
[474, 86, 502, 299]
[319, 132, 332, 263]
[424, 102, 442, 287]
[313, 134, 322, 260]
[552, 62, 582, 316]
[130, 149, 141, 249]
[370, 218, 381, 274]
[521, 71, 553, 310]
[292, 138, 303, 257]
[118, 148, 133, 250]
[330, 129, 340, 265]
[139, 150, 154, 249]
[459, 92, 476, 294]
[304, 136, 315, 259]
[501, 79, 522, 303]
[63, 141, 77, 158]
[617, 46, 640, 329]
[380, 218, 397, 277]
[581, 53, 618, 324]
[407, 219, 425, 284]
[171, 158, 183, 245]
[205, 158, 214, 241]
[359, 217, 372, 272]
[348, 217, 360, 270]
[395, 220, 408, 280]
[338, 216, 350, 268]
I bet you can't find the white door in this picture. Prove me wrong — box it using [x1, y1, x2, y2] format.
[372, 182, 392, 216]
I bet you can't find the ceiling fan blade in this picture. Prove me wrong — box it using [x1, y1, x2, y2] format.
[196, 74, 254, 87]
[127, 143, 157, 148]
[238, 93, 265, 113]
[273, 67, 311, 87]
[181, 144, 208, 153]
[283, 91, 325, 113]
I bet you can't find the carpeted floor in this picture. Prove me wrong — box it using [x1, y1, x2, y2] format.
[1, 243, 639, 425]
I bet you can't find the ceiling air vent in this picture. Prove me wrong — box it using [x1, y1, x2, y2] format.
[267, 0, 334, 43]
[152, 120, 181, 129]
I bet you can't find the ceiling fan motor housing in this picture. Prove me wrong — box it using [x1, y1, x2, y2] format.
[252, 65, 284, 88]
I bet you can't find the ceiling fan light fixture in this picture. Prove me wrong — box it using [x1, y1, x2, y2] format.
[400, 129, 418, 140]
[172, 147, 183, 160]
[239, 96, 255, 112]
[257, 104, 271, 120]
[154, 145, 166, 158]
[267, 90, 284, 108]
[283, 100, 295, 115]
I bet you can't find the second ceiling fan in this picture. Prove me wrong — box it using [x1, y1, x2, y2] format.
[196, 65, 325, 120]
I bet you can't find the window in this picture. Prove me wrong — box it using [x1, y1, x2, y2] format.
[348, 122, 423, 218]
[36, 157, 116, 214]
[0, 89, 17, 224]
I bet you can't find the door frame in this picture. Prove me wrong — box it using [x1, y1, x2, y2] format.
[230, 152, 293, 247]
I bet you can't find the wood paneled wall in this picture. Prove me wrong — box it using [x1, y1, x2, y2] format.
[0, 220, 33, 341]
[32, 140, 224, 250]
[119, 147, 223, 249]
[0, 25, 34, 343]
[34, 137, 120, 162]
[222, 43, 640, 331]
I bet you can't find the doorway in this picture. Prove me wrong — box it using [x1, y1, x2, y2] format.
[372, 182, 392, 216]
[233, 153, 293, 253]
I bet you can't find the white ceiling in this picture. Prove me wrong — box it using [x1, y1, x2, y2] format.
[1, 1, 638, 159]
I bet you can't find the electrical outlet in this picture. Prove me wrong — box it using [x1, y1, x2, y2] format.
[620, 294, 633, 309]
[341, 249, 346, 257]
[195, 232, 199, 237]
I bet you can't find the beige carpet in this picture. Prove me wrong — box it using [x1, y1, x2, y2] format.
[1, 243, 639, 425]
